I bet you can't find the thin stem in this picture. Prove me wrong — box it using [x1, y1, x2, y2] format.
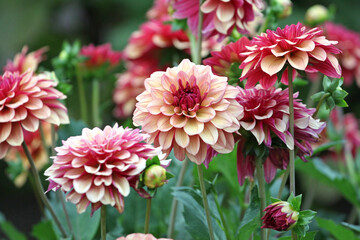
[197, 165, 215, 240]
[195, 0, 204, 65]
[91, 79, 101, 127]
[277, 168, 290, 199]
[76, 66, 88, 124]
[288, 68, 297, 240]
[313, 93, 331, 118]
[22, 142, 67, 238]
[39, 123, 49, 157]
[144, 198, 152, 234]
[28, 174, 45, 216]
[101, 205, 107, 240]
[167, 158, 189, 238]
[51, 125, 74, 236]
[213, 193, 231, 240]
[305, 77, 322, 107]
[255, 157, 267, 240]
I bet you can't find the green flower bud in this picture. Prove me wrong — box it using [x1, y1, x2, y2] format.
[143, 165, 167, 189]
[305, 5, 330, 26]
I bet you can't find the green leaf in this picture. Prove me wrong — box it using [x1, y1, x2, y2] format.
[166, 171, 175, 180]
[317, 218, 359, 240]
[298, 210, 316, 225]
[333, 89, 348, 100]
[325, 96, 335, 110]
[31, 221, 59, 240]
[296, 158, 360, 207]
[322, 76, 332, 92]
[335, 99, 349, 107]
[293, 223, 308, 237]
[293, 78, 309, 86]
[270, 197, 282, 203]
[288, 193, 302, 212]
[311, 91, 325, 102]
[312, 140, 345, 155]
[146, 155, 161, 167]
[328, 78, 340, 92]
[0, 213, 27, 240]
[341, 222, 360, 233]
[237, 186, 260, 240]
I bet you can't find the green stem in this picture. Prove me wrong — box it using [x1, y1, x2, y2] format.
[144, 198, 152, 234]
[22, 142, 67, 238]
[255, 157, 267, 240]
[213, 192, 231, 240]
[195, 0, 204, 65]
[288, 68, 297, 240]
[167, 158, 189, 238]
[91, 79, 101, 127]
[313, 93, 331, 118]
[197, 165, 215, 240]
[76, 66, 88, 124]
[101, 205, 107, 240]
[277, 168, 290, 199]
[39, 123, 49, 157]
[28, 174, 45, 216]
[305, 77, 322, 107]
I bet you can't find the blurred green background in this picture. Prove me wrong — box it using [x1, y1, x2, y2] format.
[0, 0, 360, 238]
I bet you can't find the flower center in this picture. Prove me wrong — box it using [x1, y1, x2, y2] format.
[173, 79, 201, 112]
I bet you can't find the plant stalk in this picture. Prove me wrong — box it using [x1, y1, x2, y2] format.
[197, 165, 215, 240]
[92, 79, 101, 127]
[22, 142, 67, 238]
[167, 158, 189, 237]
[75, 66, 88, 124]
[313, 93, 331, 118]
[277, 168, 290, 199]
[213, 192, 231, 240]
[144, 198, 152, 234]
[195, 0, 204, 65]
[255, 157, 267, 240]
[101, 205, 107, 240]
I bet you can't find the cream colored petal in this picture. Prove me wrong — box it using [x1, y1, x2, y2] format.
[21, 115, 39, 132]
[196, 107, 216, 122]
[251, 124, 265, 144]
[274, 118, 286, 132]
[160, 105, 175, 116]
[327, 54, 342, 76]
[287, 51, 308, 70]
[184, 118, 205, 136]
[199, 123, 218, 145]
[260, 55, 286, 76]
[24, 97, 43, 110]
[295, 40, 315, 52]
[284, 132, 294, 150]
[6, 123, 23, 146]
[0, 122, 11, 142]
[175, 128, 190, 148]
[186, 135, 200, 155]
[201, 0, 217, 13]
[76, 198, 90, 214]
[32, 105, 51, 119]
[216, 2, 235, 22]
[188, 140, 207, 165]
[173, 142, 186, 161]
[12, 107, 27, 121]
[294, 117, 309, 129]
[170, 114, 188, 128]
[64, 168, 85, 179]
[73, 174, 93, 194]
[158, 128, 175, 150]
[86, 185, 105, 203]
[0, 108, 15, 122]
[157, 116, 173, 132]
[113, 175, 130, 196]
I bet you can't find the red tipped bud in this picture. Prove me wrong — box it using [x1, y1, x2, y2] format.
[261, 201, 299, 231]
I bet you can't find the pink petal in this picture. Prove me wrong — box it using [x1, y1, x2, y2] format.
[216, 2, 235, 22]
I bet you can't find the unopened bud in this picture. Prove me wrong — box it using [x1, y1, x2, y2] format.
[262, 201, 299, 231]
[274, 0, 292, 19]
[305, 5, 329, 26]
[143, 165, 167, 189]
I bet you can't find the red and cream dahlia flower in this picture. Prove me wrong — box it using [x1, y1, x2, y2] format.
[262, 201, 299, 231]
[4, 46, 47, 74]
[117, 233, 172, 240]
[45, 124, 163, 214]
[0, 71, 69, 158]
[203, 36, 251, 77]
[239, 22, 342, 88]
[234, 86, 325, 184]
[322, 22, 360, 86]
[133, 59, 242, 164]
[173, 0, 264, 40]
[79, 43, 122, 68]
[113, 61, 160, 119]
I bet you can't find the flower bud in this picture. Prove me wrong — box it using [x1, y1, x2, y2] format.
[305, 5, 330, 26]
[143, 165, 167, 189]
[274, 0, 293, 19]
[261, 201, 299, 231]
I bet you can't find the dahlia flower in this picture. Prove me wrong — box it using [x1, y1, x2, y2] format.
[0, 71, 69, 159]
[234, 86, 325, 184]
[113, 61, 160, 118]
[45, 124, 164, 214]
[79, 43, 122, 68]
[5, 121, 51, 187]
[133, 59, 242, 164]
[203, 36, 251, 77]
[239, 22, 342, 88]
[322, 22, 360, 86]
[117, 233, 172, 240]
[4, 46, 47, 74]
[147, 0, 170, 21]
[262, 201, 299, 231]
[173, 0, 264, 40]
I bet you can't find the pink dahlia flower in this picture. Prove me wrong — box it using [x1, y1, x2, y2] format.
[322, 22, 360, 86]
[117, 233, 172, 240]
[113, 61, 159, 119]
[262, 201, 299, 231]
[0, 71, 69, 158]
[45, 124, 163, 214]
[173, 0, 264, 40]
[4, 46, 47, 74]
[147, 0, 171, 21]
[133, 59, 242, 164]
[203, 36, 251, 76]
[234, 86, 325, 184]
[239, 22, 342, 88]
[5, 121, 52, 187]
[79, 43, 122, 68]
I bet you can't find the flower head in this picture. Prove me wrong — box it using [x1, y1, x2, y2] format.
[203, 36, 251, 77]
[147, 0, 171, 21]
[234, 86, 325, 184]
[0, 71, 69, 158]
[4, 46, 47, 74]
[239, 22, 342, 88]
[133, 59, 242, 164]
[173, 0, 264, 40]
[322, 22, 360, 86]
[117, 233, 172, 240]
[79, 43, 122, 68]
[45, 124, 162, 214]
[262, 201, 299, 231]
